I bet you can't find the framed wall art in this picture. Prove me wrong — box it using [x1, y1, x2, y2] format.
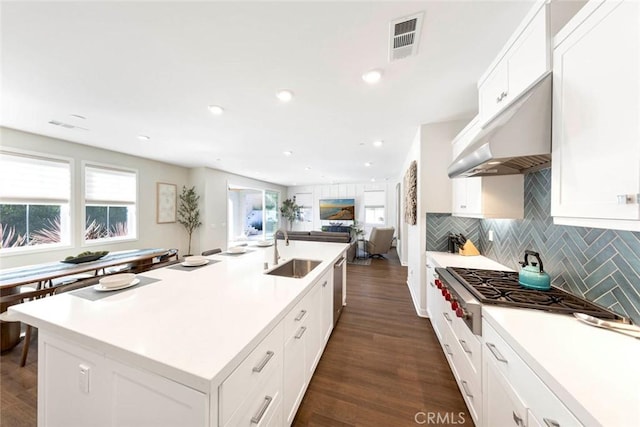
[157, 182, 177, 223]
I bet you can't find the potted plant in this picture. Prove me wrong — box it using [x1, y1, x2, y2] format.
[279, 197, 301, 230]
[350, 219, 364, 240]
[177, 186, 202, 256]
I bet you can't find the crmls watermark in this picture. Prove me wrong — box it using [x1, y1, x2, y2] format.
[414, 411, 466, 425]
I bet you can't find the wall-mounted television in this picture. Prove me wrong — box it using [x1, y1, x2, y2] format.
[319, 198, 355, 220]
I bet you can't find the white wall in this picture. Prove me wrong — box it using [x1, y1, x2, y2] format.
[0, 128, 288, 267]
[399, 120, 466, 317]
[0, 127, 190, 268]
[191, 167, 287, 255]
[286, 182, 397, 239]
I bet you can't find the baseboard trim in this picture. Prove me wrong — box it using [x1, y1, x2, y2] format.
[406, 280, 428, 318]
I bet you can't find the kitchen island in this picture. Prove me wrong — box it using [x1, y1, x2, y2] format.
[8, 240, 348, 427]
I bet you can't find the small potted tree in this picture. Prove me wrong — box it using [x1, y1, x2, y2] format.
[177, 186, 202, 256]
[279, 197, 301, 230]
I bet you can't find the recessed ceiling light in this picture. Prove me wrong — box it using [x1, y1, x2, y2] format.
[371, 178, 376, 182]
[276, 90, 294, 102]
[304, 166, 311, 171]
[283, 150, 293, 156]
[208, 105, 224, 115]
[373, 140, 383, 147]
[364, 162, 372, 167]
[362, 69, 383, 84]
[137, 135, 150, 141]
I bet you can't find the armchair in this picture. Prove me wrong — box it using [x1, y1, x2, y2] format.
[365, 227, 395, 258]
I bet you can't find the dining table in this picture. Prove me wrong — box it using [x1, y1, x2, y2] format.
[0, 248, 172, 351]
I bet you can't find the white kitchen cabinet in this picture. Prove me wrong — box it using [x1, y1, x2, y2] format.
[482, 320, 582, 427]
[283, 280, 322, 425]
[426, 256, 482, 425]
[219, 323, 284, 426]
[38, 332, 209, 427]
[484, 352, 529, 427]
[551, 0, 640, 231]
[450, 117, 524, 219]
[479, 1, 550, 124]
[452, 175, 524, 219]
[319, 269, 333, 346]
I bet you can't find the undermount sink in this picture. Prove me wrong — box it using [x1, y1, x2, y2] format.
[265, 259, 322, 279]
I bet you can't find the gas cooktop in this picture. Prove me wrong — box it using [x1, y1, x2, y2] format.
[446, 267, 626, 321]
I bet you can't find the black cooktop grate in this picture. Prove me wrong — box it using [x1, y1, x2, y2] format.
[446, 267, 625, 321]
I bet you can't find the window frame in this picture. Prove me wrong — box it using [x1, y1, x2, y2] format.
[363, 190, 386, 226]
[0, 148, 74, 256]
[81, 161, 139, 246]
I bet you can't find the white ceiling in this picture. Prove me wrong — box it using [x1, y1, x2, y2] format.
[1, 0, 535, 186]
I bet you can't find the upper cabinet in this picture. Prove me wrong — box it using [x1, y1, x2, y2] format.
[478, 1, 551, 124]
[551, 0, 640, 231]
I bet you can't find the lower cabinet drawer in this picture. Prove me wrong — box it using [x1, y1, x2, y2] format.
[455, 352, 482, 426]
[482, 320, 582, 427]
[219, 323, 284, 425]
[223, 364, 283, 427]
[452, 315, 482, 376]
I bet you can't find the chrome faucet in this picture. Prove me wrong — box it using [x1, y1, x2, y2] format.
[273, 228, 289, 265]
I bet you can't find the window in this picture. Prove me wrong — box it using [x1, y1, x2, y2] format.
[364, 190, 385, 225]
[84, 164, 137, 242]
[227, 186, 280, 244]
[0, 151, 71, 252]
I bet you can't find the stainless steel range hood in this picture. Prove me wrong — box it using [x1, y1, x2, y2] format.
[448, 73, 552, 178]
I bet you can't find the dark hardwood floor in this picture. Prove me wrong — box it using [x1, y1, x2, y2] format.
[0, 249, 470, 427]
[293, 250, 472, 426]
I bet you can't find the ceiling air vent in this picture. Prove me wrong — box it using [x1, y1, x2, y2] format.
[389, 13, 423, 61]
[48, 120, 88, 131]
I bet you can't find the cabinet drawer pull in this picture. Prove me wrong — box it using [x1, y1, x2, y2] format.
[295, 310, 307, 321]
[543, 419, 560, 427]
[512, 411, 524, 426]
[461, 380, 473, 398]
[444, 344, 453, 356]
[459, 339, 472, 354]
[294, 326, 307, 339]
[443, 312, 452, 322]
[252, 350, 274, 373]
[486, 342, 508, 363]
[322, 281, 328, 287]
[250, 395, 273, 424]
[460, 205, 467, 209]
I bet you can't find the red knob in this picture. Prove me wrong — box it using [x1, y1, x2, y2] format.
[445, 292, 452, 301]
[451, 300, 459, 310]
[435, 279, 442, 289]
[441, 288, 447, 297]
[456, 307, 465, 318]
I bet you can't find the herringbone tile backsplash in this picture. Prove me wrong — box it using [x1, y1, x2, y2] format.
[426, 168, 640, 324]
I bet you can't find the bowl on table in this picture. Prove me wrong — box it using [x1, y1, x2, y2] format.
[98, 273, 136, 289]
[183, 255, 208, 266]
[227, 246, 247, 254]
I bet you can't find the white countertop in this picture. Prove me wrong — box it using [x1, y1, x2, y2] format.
[426, 251, 514, 271]
[484, 306, 640, 427]
[8, 241, 347, 392]
[427, 251, 639, 426]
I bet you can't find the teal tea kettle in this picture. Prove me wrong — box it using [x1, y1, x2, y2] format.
[518, 250, 551, 290]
